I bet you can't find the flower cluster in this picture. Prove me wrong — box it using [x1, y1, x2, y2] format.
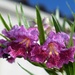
[0, 6, 75, 75]
[0, 24, 75, 69]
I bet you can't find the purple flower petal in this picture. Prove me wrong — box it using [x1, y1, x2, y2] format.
[8, 42, 27, 59]
[2, 25, 39, 47]
[28, 44, 47, 63]
[0, 39, 8, 57]
[44, 31, 75, 68]
[46, 54, 60, 68]
[45, 31, 69, 47]
[7, 57, 15, 63]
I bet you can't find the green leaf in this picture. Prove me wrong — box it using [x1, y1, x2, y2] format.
[67, 24, 74, 48]
[16, 5, 21, 26]
[51, 15, 62, 32]
[0, 44, 6, 48]
[20, 3, 29, 28]
[62, 18, 66, 32]
[0, 14, 10, 31]
[65, 18, 73, 26]
[69, 62, 73, 75]
[66, 2, 75, 19]
[49, 18, 54, 26]
[64, 62, 75, 75]
[64, 64, 70, 75]
[73, 62, 75, 75]
[45, 68, 58, 75]
[18, 63, 34, 75]
[28, 60, 48, 70]
[36, 6, 45, 45]
[66, 2, 75, 32]
[7, 14, 12, 28]
[0, 34, 10, 41]
[28, 60, 43, 67]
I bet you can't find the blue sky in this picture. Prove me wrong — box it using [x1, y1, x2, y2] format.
[27, 0, 75, 18]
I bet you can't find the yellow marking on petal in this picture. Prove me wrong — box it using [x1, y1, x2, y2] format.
[19, 39, 27, 44]
[55, 50, 59, 55]
[19, 38, 30, 47]
[49, 51, 52, 55]
[48, 43, 59, 55]
[26, 40, 30, 47]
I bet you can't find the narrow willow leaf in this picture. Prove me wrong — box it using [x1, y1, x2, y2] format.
[52, 15, 62, 32]
[7, 14, 12, 28]
[66, 2, 75, 32]
[20, 3, 29, 28]
[67, 25, 74, 48]
[65, 18, 75, 32]
[28, 60, 50, 70]
[16, 5, 21, 26]
[64, 64, 70, 75]
[49, 18, 54, 26]
[55, 18, 62, 31]
[18, 63, 34, 75]
[66, 2, 75, 19]
[28, 60, 43, 67]
[55, 8, 60, 19]
[64, 62, 73, 75]
[53, 15, 63, 31]
[45, 68, 58, 75]
[73, 62, 75, 75]
[36, 6, 45, 45]
[0, 14, 10, 31]
[68, 62, 73, 75]
[62, 18, 66, 32]
[65, 18, 73, 26]
[0, 44, 6, 48]
[69, 67, 73, 75]
[0, 34, 10, 41]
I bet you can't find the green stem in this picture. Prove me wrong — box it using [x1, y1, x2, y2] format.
[18, 63, 34, 75]
[44, 68, 58, 75]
